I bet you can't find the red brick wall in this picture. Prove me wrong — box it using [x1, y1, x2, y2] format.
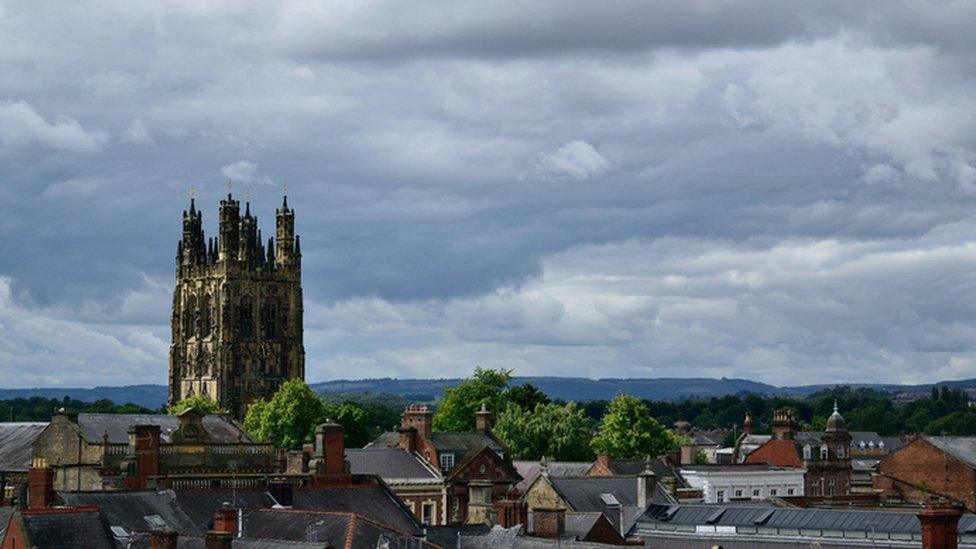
[876, 438, 976, 511]
[533, 508, 565, 537]
[0, 515, 26, 549]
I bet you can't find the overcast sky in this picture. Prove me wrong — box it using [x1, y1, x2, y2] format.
[3, 1, 976, 388]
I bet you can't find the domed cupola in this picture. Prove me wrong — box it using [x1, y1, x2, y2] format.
[826, 400, 847, 433]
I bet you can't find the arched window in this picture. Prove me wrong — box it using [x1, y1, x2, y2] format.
[184, 295, 197, 338]
[263, 300, 278, 339]
[201, 294, 212, 337]
[240, 296, 254, 338]
[837, 445, 845, 459]
[820, 445, 828, 460]
[803, 445, 812, 460]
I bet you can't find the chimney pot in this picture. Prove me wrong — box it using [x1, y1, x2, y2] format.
[204, 531, 233, 549]
[27, 465, 55, 509]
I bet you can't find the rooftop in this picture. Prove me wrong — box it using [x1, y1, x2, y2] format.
[76, 413, 250, 444]
[0, 422, 48, 472]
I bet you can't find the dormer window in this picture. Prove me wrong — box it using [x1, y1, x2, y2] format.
[820, 445, 828, 460]
[803, 445, 812, 460]
[440, 453, 455, 470]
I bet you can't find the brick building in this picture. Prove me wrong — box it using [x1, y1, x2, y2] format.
[738, 404, 854, 496]
[359, 404, 522, 525]
[875, 435, 976, 511]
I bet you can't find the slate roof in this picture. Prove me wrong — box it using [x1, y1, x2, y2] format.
[17, 507, 115, 549]
[459, 525, 622, 549]
[881, 437, 907, 452]
[0, 422, 47, 472]
[59, 489, 201, 535]
[924, 435, 976, 469]
[431, 432, 504, 457]
[125, 533, 327, 548]
[639, 502, 976, 536]
[77, 413, 250, 444]
[550, 476, 673, 511]
[346, 448, 440, 481]
[174, 489, 275, 529]
[241, 509, 437, 549]
[691, 434, 719, 446]
[735, 434, 770, 460]
[600, 458, 681, 480]
[293, 486, 423, 536]
[514, 461, 591, 493]
[0, 508, 12, 540]
[564, 512, 603, 538]
[426, 524, 491, 548]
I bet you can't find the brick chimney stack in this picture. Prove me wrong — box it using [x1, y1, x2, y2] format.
[149, 530, 178, 549]
[126, 424, 161, 489]
[533, 508, 565, 538]
[742, 412, 754, 436]
[918, 499, 963, 549]
[27, 459, 54, 509]
[310, 423, 352, 486]
[476, 403, 493, 434]
[397, 426, 417, 453]
[771, 409, 797, 441]
[401, 404, 433, 441]
[212, 504, 238, 537]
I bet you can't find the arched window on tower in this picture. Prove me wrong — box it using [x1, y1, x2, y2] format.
[240, 296, 254, 338]
[201, 294, 212, 337]
[185, 295, 197, 339]
[263, 300, 278, 339]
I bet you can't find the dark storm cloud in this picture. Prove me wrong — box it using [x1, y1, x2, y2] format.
[0, 1, 975, 386]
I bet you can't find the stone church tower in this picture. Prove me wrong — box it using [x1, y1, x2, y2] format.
[168, 194, 304, 418]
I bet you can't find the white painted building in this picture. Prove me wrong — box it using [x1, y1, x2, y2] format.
[678, 464, 805, 503]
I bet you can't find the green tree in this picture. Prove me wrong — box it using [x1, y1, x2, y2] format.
[433, 367, 511, 432]
[501, 383, 551, 411]
[322, 402, 371, 448]
[168, 394, 221, 415]
[494, 402, 594, 461]
[244, 380, 327, 450]
[591, 394, 677, 458]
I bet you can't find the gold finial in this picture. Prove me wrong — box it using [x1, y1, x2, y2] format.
[189, 185, 197, 199]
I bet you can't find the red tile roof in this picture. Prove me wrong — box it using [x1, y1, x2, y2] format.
[744, 439, 804, 468]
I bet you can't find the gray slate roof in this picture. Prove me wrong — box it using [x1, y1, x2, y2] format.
[346, 448, 440, 481]
[431, 432, 504, 456]
[639, 502, 976, 536]
[458, 525, 623, 549]
[59, 490, 201, 535]
[550, 476, 673, 511]
[924, 435, 976, 469]
[241, 509, 436, 549]
[564, 512, 602, 538]
[19, 508, 115, 549]
[0, 422, 47, 472]
[0, 508, 12, 540]
[293, 486, 423, 536]
[78, 413, 249, 444]
[126, 532, 327, 548]
[514, 461, 591, 493]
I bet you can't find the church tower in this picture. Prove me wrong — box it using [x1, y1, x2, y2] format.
[168, 194, 304, 419]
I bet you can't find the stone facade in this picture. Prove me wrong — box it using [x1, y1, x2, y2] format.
[168, 195, 304, 419]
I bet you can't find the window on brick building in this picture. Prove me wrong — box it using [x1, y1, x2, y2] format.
[440, 453, 455, 470]
[803, 445, 811, 460]
[422, 502, 434, 525]
[837, 445, 845, 458]
[820, 445, 828, 460]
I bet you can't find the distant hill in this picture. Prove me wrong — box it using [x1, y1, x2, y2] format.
[2, 376, 974, 409]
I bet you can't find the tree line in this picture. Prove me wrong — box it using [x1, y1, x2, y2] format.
[7, 372, 975, 460]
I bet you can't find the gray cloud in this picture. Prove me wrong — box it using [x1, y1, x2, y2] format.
[1, 2, 976, 387]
